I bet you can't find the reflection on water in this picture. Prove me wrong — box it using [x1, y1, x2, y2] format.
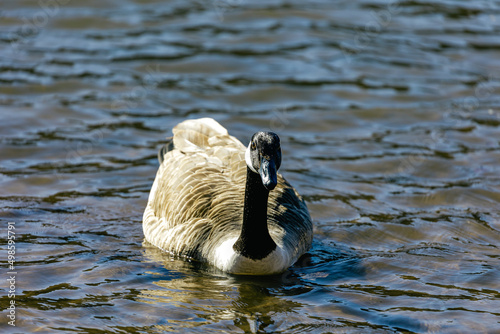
[1, 0, 500, 333]
[140, 242, 366, 333]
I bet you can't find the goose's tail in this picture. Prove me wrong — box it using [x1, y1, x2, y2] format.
[158, 118, 244, 164]
[158, 138, 174, 164]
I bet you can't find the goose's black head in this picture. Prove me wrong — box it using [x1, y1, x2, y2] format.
[245, 132, 282, 190]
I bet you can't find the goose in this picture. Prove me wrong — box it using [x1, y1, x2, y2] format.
[143, 118, 313, 275]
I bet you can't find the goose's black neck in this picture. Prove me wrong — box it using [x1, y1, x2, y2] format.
[233, 167, 277, 260]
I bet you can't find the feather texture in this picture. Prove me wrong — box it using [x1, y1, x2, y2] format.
[143, 118, 313, 275]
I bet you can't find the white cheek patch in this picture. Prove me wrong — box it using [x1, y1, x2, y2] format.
[245, 143, 258, 173]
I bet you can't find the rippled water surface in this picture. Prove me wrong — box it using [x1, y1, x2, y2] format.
[1, 0, 500, 333]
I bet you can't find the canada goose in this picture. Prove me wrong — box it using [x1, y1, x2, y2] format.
[143, 118, 313, 275]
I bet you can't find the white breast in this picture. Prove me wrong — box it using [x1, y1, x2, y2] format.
[212, 237, 292, 275]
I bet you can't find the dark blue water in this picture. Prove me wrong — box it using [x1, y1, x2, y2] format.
[1, 0, 500, 332]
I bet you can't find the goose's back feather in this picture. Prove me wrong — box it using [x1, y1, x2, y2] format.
[143, 118, 312, 273]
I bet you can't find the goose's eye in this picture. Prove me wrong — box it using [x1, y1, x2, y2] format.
[251, 142, 256, 150]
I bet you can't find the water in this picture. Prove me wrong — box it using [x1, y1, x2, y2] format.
[1, 0, 500, 332]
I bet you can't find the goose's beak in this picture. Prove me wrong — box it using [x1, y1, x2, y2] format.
[259, 157, 278, 190]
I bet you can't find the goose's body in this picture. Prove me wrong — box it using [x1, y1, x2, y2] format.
[143, 118, 313, 275]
